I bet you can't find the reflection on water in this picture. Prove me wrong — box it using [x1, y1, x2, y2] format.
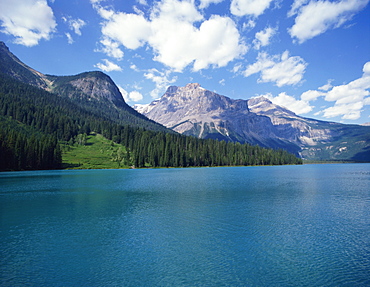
[1, 164, 369, 286]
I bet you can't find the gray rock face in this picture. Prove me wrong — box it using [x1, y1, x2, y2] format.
[247, 96, 335, 145]
[136, 83, 370, 160]
[50, 71, 126, 108]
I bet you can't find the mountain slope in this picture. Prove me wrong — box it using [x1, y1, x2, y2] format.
[248, 97, 370, 161]
[0, 41, 167, 132]
[0, 41, 49, 89]
[136, 83, 370, 161]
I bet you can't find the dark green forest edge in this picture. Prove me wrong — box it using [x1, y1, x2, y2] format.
[0, 74, 302, 171]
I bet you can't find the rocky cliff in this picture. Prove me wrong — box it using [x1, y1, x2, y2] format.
[47, 71, 126, 108]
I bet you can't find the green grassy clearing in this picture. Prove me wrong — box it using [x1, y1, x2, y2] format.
[61, 133, 131, 169]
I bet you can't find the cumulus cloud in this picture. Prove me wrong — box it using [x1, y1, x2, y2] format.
[264, 92, 314, 114]
[253, 26, 276, 50]
[99, 9, 151, 50]
[300, 62, 370, 120]
[128, 91, 144, 102]
[244, 51, 307, 87]
[94, 59, 122, 72]
[199, 0, 224, 9]
[230, 0, 274, 17]
[144, 68, 177, 98]
[300, 90, 324, 101]
[288, 0, 369, 43]
[0, 0, 57, 46]
[97, 38, 124, 60]
[318, 79, 334, 91]
[320, 62, 370, 120]
[287, 0, 309, 17]
[93, 0, 247, 72]
[119, 86, 144, 103]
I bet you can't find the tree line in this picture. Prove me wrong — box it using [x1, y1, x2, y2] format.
[0, 73, 302, 170]
[101, 125, 302, 167]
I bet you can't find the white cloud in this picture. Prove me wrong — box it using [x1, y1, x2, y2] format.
[128, 91, 144, 102]
[130, 64, 140, 72]
[66, 32, 73, 44]
[94, 59, 122, 72]
[318, 79, 334, 91]
[363, 61, 370, 74]
[244, 51, 307, 87]
[242, 20, 256, 31]
[0, 0, 57, 46]
[320, 102, 364, 120]
[94, 0, 247, 72]
[118, 86, 143, 102]
[118, 85, 129, 102]
[144, 68, 177, 98]
[287, 0, 309, 17]
[320, 65, 370, 120]
[199, 0, 224, 9]
[69, 18, 86, 36]
[300, 90, 323, 101]
[289, 0, 369, 43]
[62, 17, 86, 44]
[137, 0, 148, 5]
[98, 38, 124, 60]
[301, 61, 370, 120]
[230, 0, 274, 17]
[253, 26, 276, 50]
[232, 62, 243, 74]
[100, 9, 151, 50]
[264, 92, 313, 114]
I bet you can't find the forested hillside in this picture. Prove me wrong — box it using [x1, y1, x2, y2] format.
[0, 73, 302, 170]
[0, 116, 61, 170]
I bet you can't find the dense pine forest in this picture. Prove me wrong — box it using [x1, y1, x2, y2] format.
[0, 73, 302, 171]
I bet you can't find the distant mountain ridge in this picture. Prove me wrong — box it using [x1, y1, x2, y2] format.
[135, 83, 370, 161]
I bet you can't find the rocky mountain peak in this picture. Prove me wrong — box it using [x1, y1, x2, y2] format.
[248, 96, 272, 107]
[248, 96, 296, 118]
[185, 83, 201, 89]
[164, 83, 206, 101]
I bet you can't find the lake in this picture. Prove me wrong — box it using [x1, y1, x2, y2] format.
[1, 164, 369, 286]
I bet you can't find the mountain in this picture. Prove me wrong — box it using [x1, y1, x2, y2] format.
[135, 83, 370, 161]
[0, 42, 303, 170]
[0, 41, 167, 132]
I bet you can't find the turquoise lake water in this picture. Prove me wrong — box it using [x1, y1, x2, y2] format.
[1, 164, 369, 286]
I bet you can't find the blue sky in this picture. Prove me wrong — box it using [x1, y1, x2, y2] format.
[1, 0, 369, 124]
